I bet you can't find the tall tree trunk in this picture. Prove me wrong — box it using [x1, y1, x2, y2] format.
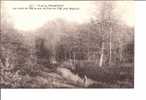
[87, 47, 90, 61]
[64, 52, 67, 61]
[119, 42, 123, 63]
[73, 52, 76, 64]
[109, 27, 112, 65]
[99, 42, 104, 67]
[95, 52, 98, 65]
[87, 31, 90, 61]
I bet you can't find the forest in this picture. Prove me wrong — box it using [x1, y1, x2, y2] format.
[0, 2, 134, 88]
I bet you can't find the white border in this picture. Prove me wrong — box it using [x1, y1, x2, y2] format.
[1, 1, 146, 100]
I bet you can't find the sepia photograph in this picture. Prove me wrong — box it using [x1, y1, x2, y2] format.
[0, 1, 134, 88]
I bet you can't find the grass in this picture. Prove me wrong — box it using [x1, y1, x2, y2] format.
[0, 59, 134, 88]
[74, 61, 134, 88]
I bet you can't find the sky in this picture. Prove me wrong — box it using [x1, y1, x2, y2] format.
[1, 1, 135, 31]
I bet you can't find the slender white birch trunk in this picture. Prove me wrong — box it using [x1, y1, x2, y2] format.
[99, 42, 104, 67]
